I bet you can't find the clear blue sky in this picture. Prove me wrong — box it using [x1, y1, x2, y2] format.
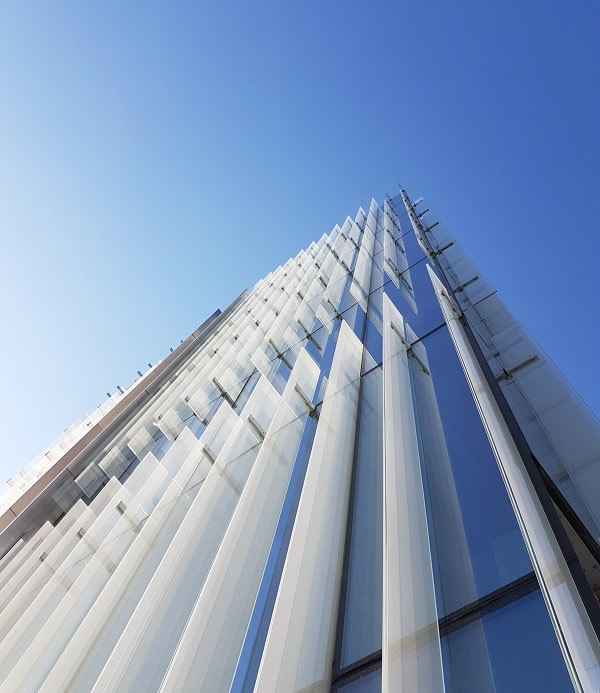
[0, 2, 599, 481]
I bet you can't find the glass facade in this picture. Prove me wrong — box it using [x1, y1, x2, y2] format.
[0, 191, 598, 691]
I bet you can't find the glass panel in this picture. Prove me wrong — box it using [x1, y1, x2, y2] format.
[363, 318, 382, 370]
[442, 589, 573, 693]
[233, 369, 261, 413]
[412, 326, 532, 615]
[309, 321, 341, 400]
[466, 290, 600, 545]
[399, 221, 426, 266]
[429, 266, 600, 689]
[384, 258, 445, 339]
[387, 192, 408, 222]
[369, 250, 384, 294]
[342, 302, 366, 341]
[337, 275, 356, 314]
[334, 667, 382, 692]
[269, 359, 291, 395]
[339, 367, 383, 668]
[350, 222, 375, 312]
[367, 285, 384, 334]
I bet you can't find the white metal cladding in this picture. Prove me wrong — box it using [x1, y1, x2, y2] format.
[254, 320, 363, 692]
[159, 351, 320, 691]
[0, 192, 596, 692]
[0, 198, 378, 692]
[381, 294, 444, 692]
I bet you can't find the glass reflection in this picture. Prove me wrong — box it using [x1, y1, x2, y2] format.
[411, 326, 532, 615]
[334, 667, 381, 692]
[442, 589, 573, 692]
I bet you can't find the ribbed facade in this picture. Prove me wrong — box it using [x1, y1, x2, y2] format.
[0, 190, 599, 692]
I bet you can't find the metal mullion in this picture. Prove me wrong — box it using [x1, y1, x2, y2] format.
[438, 571, 538, 636]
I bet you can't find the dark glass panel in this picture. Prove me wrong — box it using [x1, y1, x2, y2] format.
[363, 317, 382, 369]
[334, 667, 381, 692]
[412, 327, 532, 615]
[309, 320, 341, 402]
[185, 413, 205, 438]
[342, 302, 366, 341]
[233, 369, 261, 412]
[269, 360, 291, 395]
[150, 431, 172, 461]
[401, 225, 427, 266]
[390, 258, 445, 338]
[338, 275, 356, 313]
[442, 589, 572, 692]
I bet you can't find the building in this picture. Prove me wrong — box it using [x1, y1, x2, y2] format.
[0, 189, 599, 692]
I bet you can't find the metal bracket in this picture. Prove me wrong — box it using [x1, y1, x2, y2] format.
[327, 298, 342, 320]
[269, 339, 294, 371]
[212, 377, 235, 406]
[298, 319, 321, 349]
[294, 383, 318, 418]
[389, 321, 430, 375]
[202, 444, 217, 464]
[247, 414, 266, 441]
[495, 355, 540, 381]
[455, 276, 480, 292]
[434, 241, 453, 255]
[440, 289, 462, 318]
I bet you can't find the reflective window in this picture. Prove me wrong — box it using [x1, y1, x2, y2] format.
[309, 321, 341, 400]
[338, 275, 357, 313]
[334, 667, 381, 692]
[150, 431, 172, 460]
[186, 413, 205, 438]
[269, 360, 291, 395]
[363, 317, 382, 369]
[305, 319, 329, 359]
[233, 369, 261, 412]
[442, 589, 573, 692]
[412, 327, 532, 614]
[342, 302, 366, 341]
[401, 224, 427, 265]
[117, 449, 140, 484]
[383, 258, 445, 338]
[367, 284, 384, 335]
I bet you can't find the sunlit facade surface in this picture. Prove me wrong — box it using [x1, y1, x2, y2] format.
[0, 190, 599, 692]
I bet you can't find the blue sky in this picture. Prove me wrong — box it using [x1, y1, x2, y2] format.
[0, 1, 599, 480]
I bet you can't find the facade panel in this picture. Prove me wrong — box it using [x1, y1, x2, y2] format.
[0, 190, 598, 692]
